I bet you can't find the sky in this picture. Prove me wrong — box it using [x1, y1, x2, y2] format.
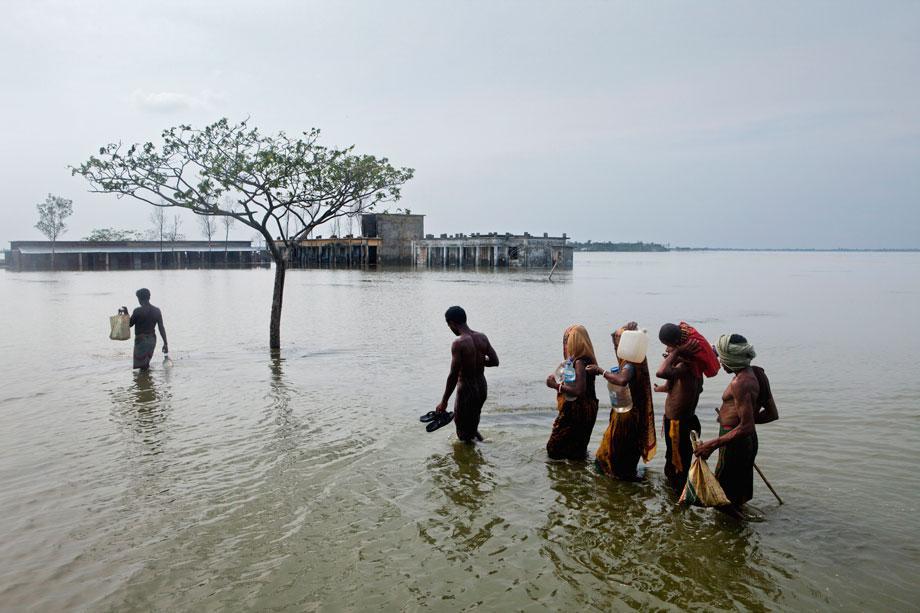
[1, 0, 918, 249]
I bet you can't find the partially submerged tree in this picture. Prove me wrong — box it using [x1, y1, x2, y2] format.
[72, 118, 413, 349]
[34, 194, 73, 269]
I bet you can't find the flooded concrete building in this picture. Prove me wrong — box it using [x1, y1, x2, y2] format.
[361, 213, 425, 266]
[286, 212, 572, 270]
[415, 232, 573, 269]
[285, 236, 381, 268]
[6, 241, 266, 271]
[288, 212, 424, 268]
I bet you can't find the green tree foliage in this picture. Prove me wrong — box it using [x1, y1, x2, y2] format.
[569, 240, 669, 252]
[83, 228, 144, 241]
[34, 194, 73, 269]
[72, 118, 414, 349]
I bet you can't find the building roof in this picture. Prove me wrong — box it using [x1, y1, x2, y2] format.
[10, 240, 256, 254]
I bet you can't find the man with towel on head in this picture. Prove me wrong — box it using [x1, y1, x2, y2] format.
[694, 334, 776, 507]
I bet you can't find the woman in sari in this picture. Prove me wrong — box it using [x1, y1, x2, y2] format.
[587, 322, 657, 480]
[544, 325, 599, 460]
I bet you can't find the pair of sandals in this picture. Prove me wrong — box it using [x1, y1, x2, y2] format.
[419, 410, 454, 432]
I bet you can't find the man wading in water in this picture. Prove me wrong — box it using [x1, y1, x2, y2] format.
[124, 288, 168, 371]
[655, 323, 705, 492]
[694, 334, 776, 508]
[435, 306, 499, 442]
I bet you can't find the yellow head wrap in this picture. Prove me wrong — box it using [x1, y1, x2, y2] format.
[563, 324, 597, 364]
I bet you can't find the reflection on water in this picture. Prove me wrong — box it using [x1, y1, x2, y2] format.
[265, 352, 305, 456]
[541, 459, 786, 610]
[422, 443, 504, 557]
[110, 370, 171, 456]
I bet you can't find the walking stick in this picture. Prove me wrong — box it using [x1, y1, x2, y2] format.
[754, 463, 783, 505]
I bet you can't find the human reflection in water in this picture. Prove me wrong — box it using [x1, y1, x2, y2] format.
[110, 369, 170, 456]
[540, 460, 783, 608]
[420, 442, 504, 556]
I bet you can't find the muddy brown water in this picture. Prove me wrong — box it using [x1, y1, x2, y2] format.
[1, 252, 917, 611]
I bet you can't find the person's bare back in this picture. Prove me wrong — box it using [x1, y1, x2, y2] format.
[436, 307, 499, 442]
[453, 331, 494, 381]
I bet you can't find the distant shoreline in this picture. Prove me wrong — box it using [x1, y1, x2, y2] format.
[672, 247, 920, 253]
[571, 242, 919, 253]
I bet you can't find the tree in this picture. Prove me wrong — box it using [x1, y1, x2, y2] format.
[148, 207, 167, 268]
[34, 194, 73, 269]
[220, 195, 237, 263]
[72, 118, 413, 349]
[83, 228, 143, 241]
[198, 212, 217, 246]
[166, 214, 184, 242]
[222, 213, 235, 251]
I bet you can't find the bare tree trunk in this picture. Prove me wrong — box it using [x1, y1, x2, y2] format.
[50, 239, 55, 270]
[269, 257, 285, 350]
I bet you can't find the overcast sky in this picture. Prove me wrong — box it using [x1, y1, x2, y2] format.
[1, 1, 918, 248]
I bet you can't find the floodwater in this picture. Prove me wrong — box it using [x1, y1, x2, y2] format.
[1, 252, 918, 611]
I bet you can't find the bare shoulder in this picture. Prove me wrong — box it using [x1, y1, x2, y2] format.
[732, 371, 760, 396]
[452, 335, 473, 353]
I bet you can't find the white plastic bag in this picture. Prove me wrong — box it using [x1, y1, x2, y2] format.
[109, 313, 130, 341]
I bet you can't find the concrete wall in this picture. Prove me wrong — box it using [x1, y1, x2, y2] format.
[362, 214, 424, 266]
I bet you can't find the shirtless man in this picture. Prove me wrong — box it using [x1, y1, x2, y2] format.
[435, 306, 499, 442]
[654, 327, 704, 492]
[694, 334, 771, 507]
[123, 288, 168, 371]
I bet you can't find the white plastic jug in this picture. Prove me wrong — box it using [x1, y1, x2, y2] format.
[616, 328, 648, 363]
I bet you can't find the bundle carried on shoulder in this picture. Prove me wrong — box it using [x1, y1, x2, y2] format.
[109, 312, 130, 341]
[752, 365, 779, 424]
[679, 430, 730, 507]
[679, 322, 720, 378]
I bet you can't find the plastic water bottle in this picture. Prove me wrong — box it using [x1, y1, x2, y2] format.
[163, 350, 173, 368]
[562, 358, 576, 387]
[607, 365, 620, 407]
[607, 365, 633, 413]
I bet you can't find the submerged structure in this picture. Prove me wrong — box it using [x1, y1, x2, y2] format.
[415, 232, 572, 269]
[8, 213, 572, 272]
[287, 212, 572, 270]
[5, 241, 267, 271]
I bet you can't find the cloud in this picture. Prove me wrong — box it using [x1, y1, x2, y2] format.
[130, 89, 223, 113]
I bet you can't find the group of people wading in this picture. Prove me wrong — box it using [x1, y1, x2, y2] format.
[435, 306, 778, 510]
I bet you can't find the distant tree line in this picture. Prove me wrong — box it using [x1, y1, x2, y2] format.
[569, 240, 669, 252]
